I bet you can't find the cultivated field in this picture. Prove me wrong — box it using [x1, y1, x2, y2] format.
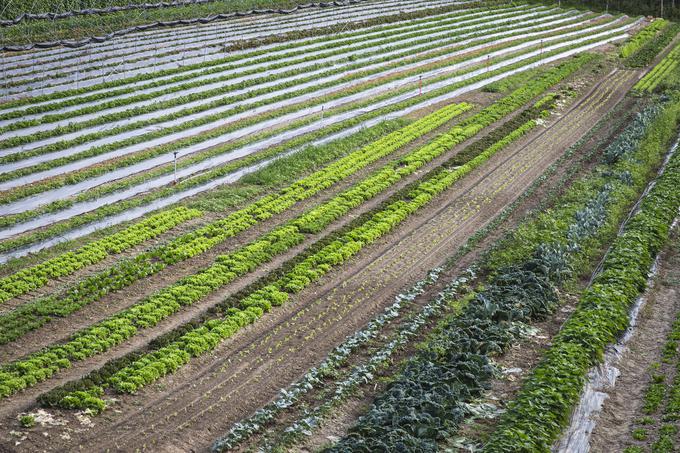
[0, 0, 679, 451]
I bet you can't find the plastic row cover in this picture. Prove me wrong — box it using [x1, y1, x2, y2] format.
[1, 0, 372, 51]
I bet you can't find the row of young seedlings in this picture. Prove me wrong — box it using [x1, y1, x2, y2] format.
[0, 102, 473, 346]
[237, 268, 476, 453]
[27, 67, 579, 411]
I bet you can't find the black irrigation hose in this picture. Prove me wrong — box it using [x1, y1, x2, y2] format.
[0, 0, 374, 52]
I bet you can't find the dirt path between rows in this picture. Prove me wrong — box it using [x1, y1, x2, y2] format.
[588, 228, 680, 452]
[0, 69, 637, 453]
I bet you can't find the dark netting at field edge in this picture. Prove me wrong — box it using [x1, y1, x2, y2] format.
[0, 0, 372, 52]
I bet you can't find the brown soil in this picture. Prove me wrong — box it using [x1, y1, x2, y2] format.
[0, 66, 638, 453]
[589, 228, 680, 452]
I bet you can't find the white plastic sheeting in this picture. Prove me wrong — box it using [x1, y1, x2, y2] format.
[2, 0, 472, 76]
[1, 0, 464, 92]
[0, 8, 565, 149]
[0, 17, 631, 197]
[0, 3, 500, 117]
[0, 32, 633, 260]
[1, 0, 450, 65]
[0, 6, 550, 133]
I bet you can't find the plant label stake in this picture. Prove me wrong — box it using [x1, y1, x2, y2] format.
[321, 105, 324, 119]
[419, 75, 422, 95]
[173, 151, 179, 185]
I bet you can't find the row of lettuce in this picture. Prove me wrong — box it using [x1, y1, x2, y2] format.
[0, 207, 201, 304]
[22, 59, 583, 410]
[635, 40, 680, 93]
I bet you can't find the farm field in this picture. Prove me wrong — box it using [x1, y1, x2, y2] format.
[0, 0, 679, 452]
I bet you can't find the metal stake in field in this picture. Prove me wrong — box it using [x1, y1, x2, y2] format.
[321, 105, 324, 119]
[173, 151, 179, 184]
[419, 75, 422, 95]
